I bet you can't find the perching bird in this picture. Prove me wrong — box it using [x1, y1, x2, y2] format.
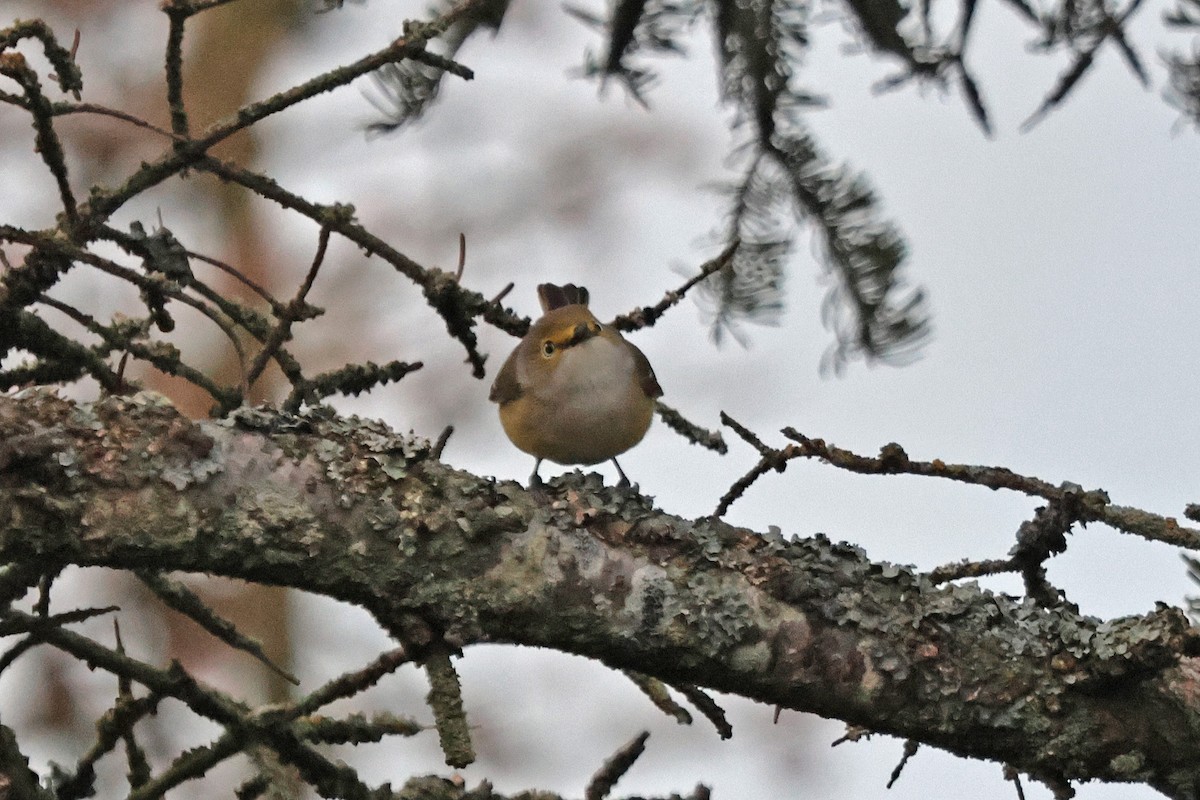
[489, 283, 661, 487]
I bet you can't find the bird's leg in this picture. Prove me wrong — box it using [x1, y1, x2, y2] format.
[527, 458, 550, 501]
[612, 458, 631, 488]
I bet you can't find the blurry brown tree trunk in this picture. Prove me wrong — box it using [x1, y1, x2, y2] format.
[151, 0, 303, 711]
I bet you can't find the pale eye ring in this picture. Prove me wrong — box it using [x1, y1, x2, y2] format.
[541, 340, 555, 358]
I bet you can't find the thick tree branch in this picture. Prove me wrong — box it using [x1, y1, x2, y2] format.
[2, 392, 1200, 798]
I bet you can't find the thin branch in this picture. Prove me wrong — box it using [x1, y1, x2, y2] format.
[114, 622, 153, 793]
[161, 0, 244, 15]
[296, 711, 424, 746]
[125, 730, 244, 800]
[610, 240, 740, 332]
[778, 428, 1200, 549]
[655, 402, 728, 455]
[136, 571, 299, 685]
[674, 683, 732, 739]
[927, 556, 1020, 584]
[80, 0, 485, 225]
[285, 359, 423, 411]
[292, 646, 411, 717]
[0, 19, 83, 96]
[185, 249, 285, 312]
[198, 155, 517, 375]
[585, 731, 650, 800]
[0, 604, 120, 637]
[163, 4, 189, 139]
[56, 681, 160, 799]
[887, 739, 921, 788]
[0, 308, 126, 393]
[246, 225, 330, 389]
[35, 293, 236, 405]
[624, 671, 694, 726]
[714, 457, 781, 517]
[74, 245, 252, 395]
[431, 425, 454, 460]
[51, 102, 183, 141]
[489, 281, 515, 305]
[4, 607, 252, 723]
[424, 649, 475, 768]
[0, 53, 78, 226]
[455, 232, 466, 281]
[722, 411, 772, 456]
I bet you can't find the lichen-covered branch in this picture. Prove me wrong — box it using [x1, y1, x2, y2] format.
[3, 392, 1200, 798]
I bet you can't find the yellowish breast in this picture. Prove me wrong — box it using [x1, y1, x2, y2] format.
[498, 335, 655, 465]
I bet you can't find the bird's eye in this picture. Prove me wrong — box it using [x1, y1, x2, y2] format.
[541, 340, 555, 358]
[589, 322, 601, 335]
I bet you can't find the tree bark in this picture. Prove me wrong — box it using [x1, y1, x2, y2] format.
[2, 391, 1199, 798]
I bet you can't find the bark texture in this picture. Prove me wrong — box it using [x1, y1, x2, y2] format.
[2, 390, 1199, 798]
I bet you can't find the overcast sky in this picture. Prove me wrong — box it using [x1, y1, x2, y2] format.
[3, 0, 1198, 797]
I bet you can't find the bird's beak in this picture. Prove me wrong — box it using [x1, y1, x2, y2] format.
[564, 322, 598, 349]
[561, 323, 595, 347]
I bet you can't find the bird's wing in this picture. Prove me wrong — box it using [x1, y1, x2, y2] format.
[488, 346, 525, 404]
[630, 343, 663, 398]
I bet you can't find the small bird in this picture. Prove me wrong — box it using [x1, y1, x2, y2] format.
[489, 283, 662, 487]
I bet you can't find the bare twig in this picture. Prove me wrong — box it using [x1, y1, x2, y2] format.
[722, 411, 773, 456]
[489, 281, 515, 305]
[927, 556, 1019, 584]
[161, 0, 243, 16]
[6, 229, 251, 404]
[284, 359, 423, 412]
[137, 571, 300, 685]
[35, 293, 238, 405]
[293, 647, 412, 717]
[623, 671, 693, 725]
[779, 427, 1200, 549]
[185, 249, 285, 311]
[163, 4, 189, 138]
[125, 731, 245, 800]
[713, 412, 789, 516]
[455, 232, 466, 281]
[675, 684, 732, 739]
[887, 740, 921, 788]
[114, 622, 153, 792]
[716, 416, 1200, 551]
[1004, 764, 1029, 800]
[655, 402, 727, 454]
[246, 225, 331, 389]
[610, 240, 740, 332]
[51, 102, 183, 141]
[54, 622, 159, 800]
[0, 53, 78, 225]
[81, 0, 486, 225]
[197, 156, 515, 374]
[431, 425, 455, 460]
[585, 731, 650, 800]
[424, 648, 475, 768]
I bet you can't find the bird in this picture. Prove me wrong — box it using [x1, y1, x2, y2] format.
[489, 283, 662, 487]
